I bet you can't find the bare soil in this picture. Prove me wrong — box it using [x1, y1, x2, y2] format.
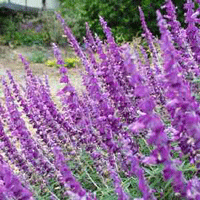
[0, 45, 83, 100]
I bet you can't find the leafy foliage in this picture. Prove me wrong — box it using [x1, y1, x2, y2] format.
[45, 57, 80, 68]
[27, 50, 48, 63]
[58, 0, 86, 43]
[58, 0, 186, 43]
[0, 11, 65, 47]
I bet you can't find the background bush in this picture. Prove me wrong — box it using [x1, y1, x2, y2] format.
[0, 10, 66, 47]
[58, 0, 86, 43]
[0, 0, 189, 46]
[27, 49, 48, 63]
[59, 0, 187, 43]
[45, 57, 80, 68]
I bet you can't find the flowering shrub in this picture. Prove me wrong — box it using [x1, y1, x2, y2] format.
[1, 0, 200, 199]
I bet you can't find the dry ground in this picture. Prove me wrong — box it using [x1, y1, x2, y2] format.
[0, 45, 84, 100]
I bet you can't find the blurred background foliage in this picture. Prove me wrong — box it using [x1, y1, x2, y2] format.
[0, 0, 192, 46]
[0, 10, 66, 47]
[59, 0, 186, 43]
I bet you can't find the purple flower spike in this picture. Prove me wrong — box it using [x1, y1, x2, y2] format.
[139, 6, 161, 74]
[0, 156, 33, 199]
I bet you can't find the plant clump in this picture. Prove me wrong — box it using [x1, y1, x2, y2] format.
[45, 57, 80, 68]
[0, 0, 200, 199]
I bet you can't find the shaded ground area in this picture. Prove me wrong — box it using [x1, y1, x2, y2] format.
[0, 45, 84, 100]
